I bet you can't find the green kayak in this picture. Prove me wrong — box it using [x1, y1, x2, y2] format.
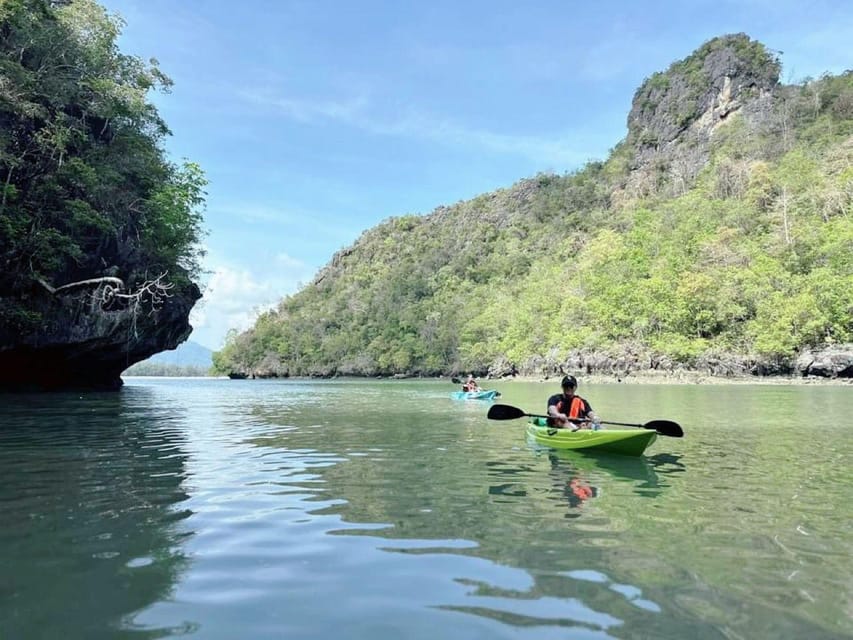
[526, 418, 657, 456]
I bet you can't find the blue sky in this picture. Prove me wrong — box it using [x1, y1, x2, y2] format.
[98, 0, 852, 350]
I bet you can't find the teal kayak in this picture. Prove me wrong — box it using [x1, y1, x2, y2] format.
[451, 390, 499, 401]
[526, 418, 657, 456]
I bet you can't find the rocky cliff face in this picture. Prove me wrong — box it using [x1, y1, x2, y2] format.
[0, 277, 200, 390]
[619, 33, 780, 199]
[0, 1, 207, 391]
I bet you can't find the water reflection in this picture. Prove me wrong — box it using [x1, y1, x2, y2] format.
[70, 378, 847, 640]
[243, 403, 684, 637]
[541, 449, 664, 501]
[646, 452, 687, 475]
[547, 453, 600, 506]
[485, 455, 603, 513]
[563, 569, 662, 613]
[0, 388, 193, 638]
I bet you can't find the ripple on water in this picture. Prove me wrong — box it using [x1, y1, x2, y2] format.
[1, 379, 851, 640]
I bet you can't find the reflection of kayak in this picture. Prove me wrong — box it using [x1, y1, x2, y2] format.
[543, 450, 661, 488]
[451, 390, 499, 401]
[527, 418, 657, 456]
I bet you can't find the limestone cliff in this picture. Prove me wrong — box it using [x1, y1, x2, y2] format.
[619, 33, 780, 200]
[213, 33, 853, 381]
[0, 1, 206, 390]
[0, 276, 200, 390]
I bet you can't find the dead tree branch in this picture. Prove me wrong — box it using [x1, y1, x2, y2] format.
[37, 273, 175, 315]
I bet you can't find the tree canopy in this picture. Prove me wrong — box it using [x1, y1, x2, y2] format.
[0, 0, 206, 336]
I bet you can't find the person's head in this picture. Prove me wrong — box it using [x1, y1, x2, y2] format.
[561, 375, 577, 396]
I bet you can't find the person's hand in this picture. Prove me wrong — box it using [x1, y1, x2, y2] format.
[559, 414, 575, 429]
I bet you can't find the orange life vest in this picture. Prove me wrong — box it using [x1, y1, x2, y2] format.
[556, 396, 585, 419]
[569, 478, 593, 501]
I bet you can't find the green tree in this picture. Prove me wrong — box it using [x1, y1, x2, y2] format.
[0, 0, 206, 335]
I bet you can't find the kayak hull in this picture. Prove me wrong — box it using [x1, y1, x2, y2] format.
[451, 390, 499, 401]
[526, 419, 657, 456]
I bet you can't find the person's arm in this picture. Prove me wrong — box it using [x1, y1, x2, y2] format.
[548, 400, 574, 429]
[585, 402, 601, 429]
[547, 400, 561, 419]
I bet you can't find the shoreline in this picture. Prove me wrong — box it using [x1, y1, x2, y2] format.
[124, 372, 852, 386]
[489, 371, 853, 386]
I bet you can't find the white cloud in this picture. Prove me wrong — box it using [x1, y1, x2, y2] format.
[223, 203, 303, 224]
[275, 252, 305, 269]
[239, 88, 597, 167]
[188, 255, 315, 350]
[241, 90, 370, 124]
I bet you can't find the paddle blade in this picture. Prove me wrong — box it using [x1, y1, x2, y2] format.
[451, 377, 461, 384]
[487, 404, 527, 421]
[645, 420, 684, 438]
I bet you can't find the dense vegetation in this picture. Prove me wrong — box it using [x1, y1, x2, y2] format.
[0, 0, 206, 338]
[214, 37, 852, 378]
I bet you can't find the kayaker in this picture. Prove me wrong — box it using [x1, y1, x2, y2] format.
[463, 374, 482, 392]
[547, 375, 601, 431]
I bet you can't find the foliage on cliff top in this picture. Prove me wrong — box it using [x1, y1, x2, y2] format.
[0, 0, 206, 337]
[629, 34, 782, 143]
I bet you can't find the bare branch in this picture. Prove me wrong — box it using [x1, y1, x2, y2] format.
[35, 276, 56, 294]
[54, 276, 125, 294]
[103, 272, 174, 316]
[37, 273, 175, 318]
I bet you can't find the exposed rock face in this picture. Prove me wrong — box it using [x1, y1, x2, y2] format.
[796, 345, 853, 378]
[629, 35, 779, 146]
[486, 356, 518, 379]
[622, 33, 780, 199]
[505, 343, 853, 380]
[0, 278, 200, 390]
[254, 352, 289, 378]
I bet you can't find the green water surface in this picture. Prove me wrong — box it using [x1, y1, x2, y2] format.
[0, 378, 850, 639]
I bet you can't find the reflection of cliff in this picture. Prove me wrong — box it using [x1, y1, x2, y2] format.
[0, 387, 193, 638]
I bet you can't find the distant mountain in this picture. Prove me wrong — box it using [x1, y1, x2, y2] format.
[148, 341, 213, 367]
[123, 340, 213, 376]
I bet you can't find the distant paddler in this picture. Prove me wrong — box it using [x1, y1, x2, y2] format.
[462, 374, 482, 393]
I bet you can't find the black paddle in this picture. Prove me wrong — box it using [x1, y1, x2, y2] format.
[486, 403, 683, 438]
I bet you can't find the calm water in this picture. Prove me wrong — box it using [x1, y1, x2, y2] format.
[1, 378, 851, 639]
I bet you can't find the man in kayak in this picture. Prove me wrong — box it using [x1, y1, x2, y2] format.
[462, 374, 482, 392]
[547, 375, 601, 431]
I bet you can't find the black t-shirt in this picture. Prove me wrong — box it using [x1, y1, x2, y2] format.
[547, 393, 593, 422]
